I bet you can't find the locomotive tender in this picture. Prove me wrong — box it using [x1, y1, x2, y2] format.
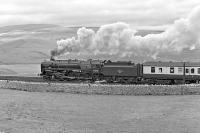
[41, 58, 200, 84]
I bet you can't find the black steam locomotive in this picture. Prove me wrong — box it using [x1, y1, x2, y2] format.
[41, 58, 200, 84]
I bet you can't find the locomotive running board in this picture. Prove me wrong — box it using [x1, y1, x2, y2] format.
[62, 76, 92, 80]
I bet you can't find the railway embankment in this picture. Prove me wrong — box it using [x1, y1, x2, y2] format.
[1, 80, 200, 95]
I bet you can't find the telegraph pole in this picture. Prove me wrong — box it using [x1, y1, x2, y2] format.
[183, 62, 185, 84]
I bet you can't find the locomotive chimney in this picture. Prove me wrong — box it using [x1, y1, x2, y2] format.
[50, 56, 55, 61]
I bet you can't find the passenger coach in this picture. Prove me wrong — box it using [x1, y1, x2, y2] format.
[143, 61, 200, 84]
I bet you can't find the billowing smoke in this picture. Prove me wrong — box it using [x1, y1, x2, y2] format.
[51, 6, 200, 61]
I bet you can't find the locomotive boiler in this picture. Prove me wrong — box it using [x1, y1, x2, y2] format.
[41, 58, 103, 81]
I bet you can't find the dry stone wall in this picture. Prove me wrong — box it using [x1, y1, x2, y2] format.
[0, 80, 200, 95]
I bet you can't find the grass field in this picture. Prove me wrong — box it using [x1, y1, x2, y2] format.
[0, 88, 200, 133]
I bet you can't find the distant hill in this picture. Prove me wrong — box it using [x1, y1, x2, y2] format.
[0, 24, 164, 64]
[0, 24, 75, 64]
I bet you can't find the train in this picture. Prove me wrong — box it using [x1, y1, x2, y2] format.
[40, 57, 200, 84]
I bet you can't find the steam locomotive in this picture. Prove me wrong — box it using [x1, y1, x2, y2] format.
[40, 58, 200, 84]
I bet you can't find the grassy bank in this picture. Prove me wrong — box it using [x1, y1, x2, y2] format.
[0, 80, 200, 95]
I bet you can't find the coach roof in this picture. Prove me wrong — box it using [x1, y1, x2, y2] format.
[143, 61, 200, 67]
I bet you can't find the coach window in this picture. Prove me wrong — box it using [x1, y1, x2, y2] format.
[178, 67, 183, 73]
[186, 68, 189, 73]
[198, 68, 200, 74]
[159, 68, 162, 73]
[170, 67, 174, 73]
[151, 67, 155, 73]
[191, 68, 195, 74]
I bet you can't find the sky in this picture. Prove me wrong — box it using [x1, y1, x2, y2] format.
[0, 0, 200, 28]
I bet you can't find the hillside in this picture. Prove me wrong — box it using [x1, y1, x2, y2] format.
[0, 24, 78, 64]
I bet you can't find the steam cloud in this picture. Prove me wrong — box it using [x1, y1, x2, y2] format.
[51, 6, 200, 61]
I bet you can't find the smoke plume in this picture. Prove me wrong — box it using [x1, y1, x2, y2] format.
[51, 6, 200, 61]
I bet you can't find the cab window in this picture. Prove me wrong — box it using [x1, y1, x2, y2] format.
[186, 68, 189, 73]
[191, 68, 195, 74]
[159, 68, 162, 73]
[170, 67, 174, 73]
[151, 67, 155, 73]
[198, 68, 200, 74]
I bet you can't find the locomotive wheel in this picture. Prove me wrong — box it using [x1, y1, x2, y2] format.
[92, 74, 100, 81]
[68, 71, 75, 77]
[98, 74, 104, 81]
[43, 75, 51, 81]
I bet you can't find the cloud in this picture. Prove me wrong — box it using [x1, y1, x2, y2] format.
[51, 5, 200, 61]
[0, 0, 199, 27]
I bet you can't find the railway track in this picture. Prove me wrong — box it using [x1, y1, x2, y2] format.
[0, 76, 88, 83]
[0, 76, 44, 82]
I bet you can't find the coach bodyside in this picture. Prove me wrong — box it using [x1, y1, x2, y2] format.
[142, 61, 200, 84]
[184, 62, 200, 83]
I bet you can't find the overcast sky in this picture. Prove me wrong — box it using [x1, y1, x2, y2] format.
[0, 0, 200, 28]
